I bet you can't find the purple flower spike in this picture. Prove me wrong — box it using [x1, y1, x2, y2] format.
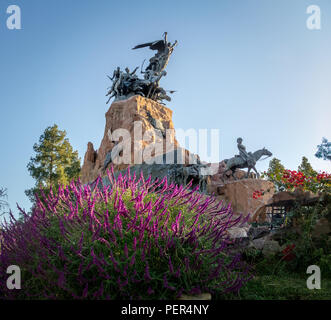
[0, 164, 252, 300]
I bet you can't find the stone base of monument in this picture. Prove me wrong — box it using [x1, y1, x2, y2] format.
[81, 95, 194, 185]
[210, 179, 275, 222]
[207, 161, 275, 219]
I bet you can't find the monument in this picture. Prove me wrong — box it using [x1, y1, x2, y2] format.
[81, 33, 210, 192]
[81, 33, 275, 217]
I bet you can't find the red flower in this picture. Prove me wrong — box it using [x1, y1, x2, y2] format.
[281, 244, 296, 262]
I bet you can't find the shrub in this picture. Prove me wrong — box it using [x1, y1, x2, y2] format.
[248, 194, 331, 278]
[262, 169, 331, 194]
[0, 167, 252, 300]
[279, 194, 331, 277]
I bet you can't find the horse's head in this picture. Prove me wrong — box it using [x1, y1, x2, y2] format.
[253, 147, 273, 161]
[262, 147, 272, 157]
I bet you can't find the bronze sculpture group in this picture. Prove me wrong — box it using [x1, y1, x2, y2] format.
[106, 32, 177, 104]
[105, 33, 273, 180]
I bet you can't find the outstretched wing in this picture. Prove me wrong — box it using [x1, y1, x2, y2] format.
[132, 40, 165, 52]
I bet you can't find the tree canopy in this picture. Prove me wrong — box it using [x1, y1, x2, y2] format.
[298, 156, 317, 177]
[264, 158, 286, 191]
[25, 124, 81, 203]
[315, 137, 331, 161]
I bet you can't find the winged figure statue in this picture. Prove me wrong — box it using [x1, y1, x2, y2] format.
[106, 33, 177, 104]
[132, 32, 178, 73]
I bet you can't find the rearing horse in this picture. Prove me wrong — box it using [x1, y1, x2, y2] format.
[223, 147, 272, 179]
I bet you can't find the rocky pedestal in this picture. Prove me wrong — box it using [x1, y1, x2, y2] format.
[215, 179, 274, 219]
[207, 161, 275, 220]
[81, 95, 193, 184]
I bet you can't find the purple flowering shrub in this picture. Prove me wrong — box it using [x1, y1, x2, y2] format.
[0, 167, 252, 299]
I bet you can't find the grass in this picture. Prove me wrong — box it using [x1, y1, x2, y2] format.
[223, 248, 331, 300]
[233, 274, 331, 300]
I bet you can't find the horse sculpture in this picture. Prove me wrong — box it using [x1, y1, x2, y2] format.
[224, 147, 272, 179]
[180, 164, 211, 193]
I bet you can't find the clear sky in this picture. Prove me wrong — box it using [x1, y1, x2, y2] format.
[0, 0, 330, 221]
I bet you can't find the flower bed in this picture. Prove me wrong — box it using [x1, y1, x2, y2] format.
[0, 167, 252, 300]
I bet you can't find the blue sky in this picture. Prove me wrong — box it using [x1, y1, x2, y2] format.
[0, 0, 330, 220]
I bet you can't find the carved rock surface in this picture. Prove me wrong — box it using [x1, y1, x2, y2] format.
[80, 142, 97, 185]
[227, 226, 250, 239]
[249, 236, 281, 256]
[81, 95, 194, 184]
[262, 240, 281, 256]
[212, 179, 275, 221]
[252, 189, 322, 223]
[248, 226, 270, 240]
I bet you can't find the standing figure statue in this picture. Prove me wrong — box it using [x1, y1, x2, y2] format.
[121, 67, 139, 95]
[132, 32, 178, 73]
[106, 67, 124, 103]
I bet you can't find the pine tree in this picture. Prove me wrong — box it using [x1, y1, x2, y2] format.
[298, 156, 317, 177]
[267, 158, 285, 176]
[265, 158, 286, 191]
[25, 124, 81, 203]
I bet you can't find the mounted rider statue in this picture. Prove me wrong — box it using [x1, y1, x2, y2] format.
[224, 137, 272, 179]
[237, 137, 255, 166]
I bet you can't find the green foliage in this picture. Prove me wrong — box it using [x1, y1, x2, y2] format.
[228, 275, 331, 300]
[247, 195, 330, 278]
[25, 124, 81, 203]
[263, 158, 285, 191]
[231, 194, 331, 300]
[282, 194, 331, 277]
[262, 157, 330, 194]
[224, 244, 331, 299]
[298, 156, 317, 177]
